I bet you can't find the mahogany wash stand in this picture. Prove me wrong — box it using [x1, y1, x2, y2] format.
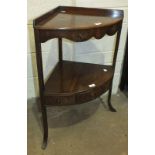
[33, 6, 124, 149]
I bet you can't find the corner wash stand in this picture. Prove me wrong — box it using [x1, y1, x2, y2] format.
[33, 6, 123, 149]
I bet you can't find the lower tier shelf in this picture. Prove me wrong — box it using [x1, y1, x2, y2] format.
[44, 60, 114, 105]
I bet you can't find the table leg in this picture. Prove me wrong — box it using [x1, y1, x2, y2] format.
[41, 103, 48, 149]
[107, 84, 117, 112]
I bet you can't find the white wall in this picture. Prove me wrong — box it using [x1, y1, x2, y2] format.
[27, 0, 128, 99]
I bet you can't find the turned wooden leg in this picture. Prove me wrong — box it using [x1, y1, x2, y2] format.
[41, 103, 48, 149]
[107, 85, 117, 112]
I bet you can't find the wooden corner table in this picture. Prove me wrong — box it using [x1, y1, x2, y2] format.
[33, 6, 124, 149]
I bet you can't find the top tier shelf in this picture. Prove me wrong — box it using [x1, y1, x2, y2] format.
[35, 6, 123, 30]
[33, 6, 123, 42]
[34, 6, 123, 30]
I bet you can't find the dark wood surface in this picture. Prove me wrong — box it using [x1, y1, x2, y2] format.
[33, 6, 124, 149]
[34, 6, 123, 42]
[44, 61, 113, 105]
[120, 34, 128, 91]
[34, 6, 123, 30]
[36, 12, 122, 30]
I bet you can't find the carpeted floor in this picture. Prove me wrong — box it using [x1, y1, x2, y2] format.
[27, 91, 128, 155]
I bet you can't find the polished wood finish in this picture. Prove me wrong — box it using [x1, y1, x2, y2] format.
[58, 38, 62, 61]
[35, 6, 123, 30]
[36, 12, 122, 30]
[120, 34, 128, 91]
[44, 61, 114, 105]
[107, 28, 122, 112]
[33, 6, 124, 149]
[34, 6, 123, 42]
[34, 29, 47, 149]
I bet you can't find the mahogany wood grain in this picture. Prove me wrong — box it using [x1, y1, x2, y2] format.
[34, 6, 123, 30]
[58, 38, 62, 61]
[34, 6, 123, 43]
[44, 61, 113, 105]
[33, 6, 124, 149]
